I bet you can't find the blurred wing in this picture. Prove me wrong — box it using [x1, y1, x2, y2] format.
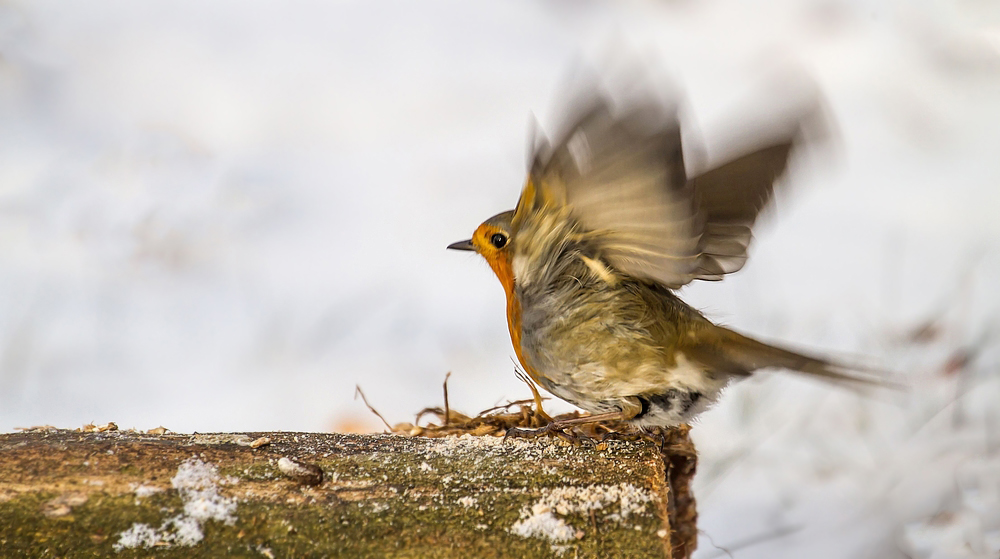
[688, 141, 794, 280]
[514, 93, 803, 288]
[516, 97, 703, 288]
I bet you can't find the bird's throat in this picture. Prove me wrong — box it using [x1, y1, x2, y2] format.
[486, 254, 516, 298]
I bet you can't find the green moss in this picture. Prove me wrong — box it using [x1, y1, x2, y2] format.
[218, 461, 280, 482]
[117, 464, 144, 478]
[0, 492, 183, 558]
[0, 431, 682, 558]
[0, 488, 663, 559]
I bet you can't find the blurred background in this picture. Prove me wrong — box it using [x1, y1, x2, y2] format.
[1, 1, 998, 557]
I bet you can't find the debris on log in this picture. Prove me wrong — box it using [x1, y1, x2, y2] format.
[0, 427, 697, 558]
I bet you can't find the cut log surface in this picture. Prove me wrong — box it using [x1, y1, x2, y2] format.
[0, 428, 697, 558]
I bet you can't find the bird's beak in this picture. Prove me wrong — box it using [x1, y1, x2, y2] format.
[447, 239, 476, 252]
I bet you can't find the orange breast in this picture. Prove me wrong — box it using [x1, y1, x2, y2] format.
[507, 291, 548, 386]
[490, 253, 545, 387]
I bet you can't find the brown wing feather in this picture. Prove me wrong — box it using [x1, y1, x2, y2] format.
[520, 96, 704, 288]
[515, 89, 805, 289]
[689, 141, 794, 280]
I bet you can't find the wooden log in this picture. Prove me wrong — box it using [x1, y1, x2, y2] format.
[0, 427, 697, 558]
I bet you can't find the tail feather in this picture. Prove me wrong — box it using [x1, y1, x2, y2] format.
[693, 326, 901, 389]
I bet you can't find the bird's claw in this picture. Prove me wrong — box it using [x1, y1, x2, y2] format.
[598, 430, 641, 443]
[504, 422, 582, 445]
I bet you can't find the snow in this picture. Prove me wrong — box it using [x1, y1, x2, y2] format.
[511, 505, 577, 544]
[458, 496, 478, 508]
[1, 1, 998, 557]
[511, 483, 654, 543]
[113, 458, 236, 550]
[112, 523, 160, 551]
[172, 458, 238, 525]
[131, 483, 161, 499]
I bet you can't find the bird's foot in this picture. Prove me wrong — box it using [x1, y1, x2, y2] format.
[598, 430, 642, 443]
[504, 412, 630, 445]
[504, 421, 582, 445]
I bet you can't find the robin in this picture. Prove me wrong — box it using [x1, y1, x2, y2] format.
[448, 82, 884, 432]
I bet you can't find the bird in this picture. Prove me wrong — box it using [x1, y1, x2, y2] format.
[448, 77, 885, 432]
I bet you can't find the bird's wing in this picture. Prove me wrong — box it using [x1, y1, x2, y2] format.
[514, 96, 702, 288]
[687, 141, 794, 281]
[512, 93, 801, 288]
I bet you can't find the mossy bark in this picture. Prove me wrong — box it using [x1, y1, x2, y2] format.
[0, 428, 696, 558]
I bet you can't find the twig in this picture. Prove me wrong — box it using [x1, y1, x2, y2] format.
[700, 525, 802, 559]
[354, 385, 392, 432]
[477, 399, 538, 416]
[699, 530, 734, 559]
[443, 372, 452, 426]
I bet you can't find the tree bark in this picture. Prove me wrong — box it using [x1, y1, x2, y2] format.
[0, 427, 697, 558]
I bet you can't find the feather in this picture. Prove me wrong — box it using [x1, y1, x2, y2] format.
[515, 88, 807, 289]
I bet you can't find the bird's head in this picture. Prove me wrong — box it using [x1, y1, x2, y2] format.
[448, 210, 516, 294]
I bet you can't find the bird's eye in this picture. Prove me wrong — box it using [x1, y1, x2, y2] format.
[490, 233, 508, 249]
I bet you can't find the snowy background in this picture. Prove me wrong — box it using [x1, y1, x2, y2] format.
[1, 1, 998, 557]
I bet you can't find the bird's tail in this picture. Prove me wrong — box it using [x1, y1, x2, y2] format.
[693, 326, 899, 389]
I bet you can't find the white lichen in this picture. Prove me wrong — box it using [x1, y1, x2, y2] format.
[509, 483, 654, 543]
[113, 523, 160, 550]
[457, 496, 478, 508]
[511, 504, 577, 543]
[113, 458, 237, 551]
[172, 458, 238, 524]
[131, 484, 162, 499]
[166, 515, 205, 546]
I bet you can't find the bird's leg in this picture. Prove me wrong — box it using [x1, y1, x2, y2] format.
[514, 369, 553, 425]
[504, 412, 626, 442]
